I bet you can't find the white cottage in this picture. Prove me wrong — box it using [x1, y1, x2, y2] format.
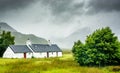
[3, 39, 62, 58]
[3, 45, 33, 58]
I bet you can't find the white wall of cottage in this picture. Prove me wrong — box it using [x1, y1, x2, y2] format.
[3, 47, 62, 58]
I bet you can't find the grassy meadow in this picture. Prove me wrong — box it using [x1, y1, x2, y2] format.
[0, 51, 120, 73]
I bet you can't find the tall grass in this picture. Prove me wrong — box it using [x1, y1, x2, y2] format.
[0, 53, 120, 73]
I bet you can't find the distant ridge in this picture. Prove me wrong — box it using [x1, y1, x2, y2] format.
[0, 22, 48, 45]
[12, 32, 48, 45]
[0, 22, 17, 32]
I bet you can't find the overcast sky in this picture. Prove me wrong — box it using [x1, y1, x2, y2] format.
[0, 0, 120, 48]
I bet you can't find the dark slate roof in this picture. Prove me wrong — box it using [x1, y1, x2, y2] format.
[29, 44, 62, 52]
[9, 45, 32, 53]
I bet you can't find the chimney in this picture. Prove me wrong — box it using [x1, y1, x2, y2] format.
[26, 38, 32, 46]
[48, 40, 52, 46]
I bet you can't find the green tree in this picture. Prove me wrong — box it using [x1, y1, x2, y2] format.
[0, 31, 15, 57]
[72, 27, 120, 66]
[72, 40, 85, 65]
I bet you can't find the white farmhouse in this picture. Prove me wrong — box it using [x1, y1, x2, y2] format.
[3, 39, 62, 58]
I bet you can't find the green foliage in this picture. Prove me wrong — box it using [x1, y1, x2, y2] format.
[72, 27, 120, 66]
[0, 31, 15, 57]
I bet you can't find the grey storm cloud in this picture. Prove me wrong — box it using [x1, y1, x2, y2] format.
[39, 0, 85, 22]
[0, 0, 85, 15]
[87, 0, 120, 14]
[0, 0, 86, 23]
[41, 0, 84, 15]
[40, 0, 120, 16]
[0, 0, 120, 16]
[0, 0, 35, 13]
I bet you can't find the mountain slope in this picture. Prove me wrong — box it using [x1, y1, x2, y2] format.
[0, 22, 17, 32]
[12, 32, 48, 45]
[56, 27, 92, 48]
[0, 22, 48, 45]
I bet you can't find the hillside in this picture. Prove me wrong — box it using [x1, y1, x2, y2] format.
[12, 32, 48, 45]
[0, 22, 17, 32]
[0, 22, 48, 44]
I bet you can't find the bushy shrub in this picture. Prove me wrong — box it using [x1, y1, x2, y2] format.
[72, 27, 120, 66]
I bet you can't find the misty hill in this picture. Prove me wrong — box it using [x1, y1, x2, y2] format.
[12, 32, 48, 45]
[0, 22, 48, 45]
[0, 22, 17, 32]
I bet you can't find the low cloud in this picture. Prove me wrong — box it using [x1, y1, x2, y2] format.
[0, 0, 35, 12]
[87, 0, 120, 14]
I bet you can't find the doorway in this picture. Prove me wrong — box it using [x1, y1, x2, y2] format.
[24, 53, 26, 58]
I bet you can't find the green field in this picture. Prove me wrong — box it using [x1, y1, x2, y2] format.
[0, 53, 120, 73]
